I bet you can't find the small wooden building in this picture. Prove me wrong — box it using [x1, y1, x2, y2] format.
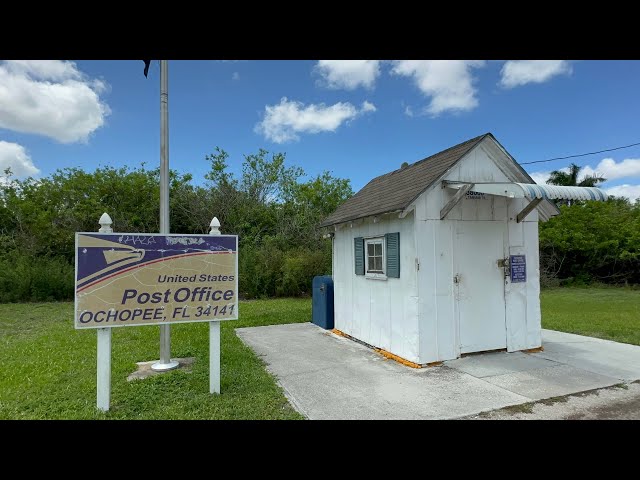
[320, 133, 607, 365]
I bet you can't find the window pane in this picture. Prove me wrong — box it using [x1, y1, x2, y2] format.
[368, 257, 374, 271]
[368, 243, 374, 256]
[375, 257, 382, 271]
[375, 243, 382, 255]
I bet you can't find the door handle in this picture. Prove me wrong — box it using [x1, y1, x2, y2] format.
[453, 274, 460, 285]
[497, 258, 510, 268]
[497, 258, 510, 277]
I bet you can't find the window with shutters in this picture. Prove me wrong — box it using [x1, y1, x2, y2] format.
[365, 237, 386, 279]
[354, 232, 399, 279]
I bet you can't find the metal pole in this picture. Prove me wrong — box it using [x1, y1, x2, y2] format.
[152, 60, 178, 372]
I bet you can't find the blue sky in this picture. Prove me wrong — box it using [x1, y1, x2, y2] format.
[1, 60, 640, 201]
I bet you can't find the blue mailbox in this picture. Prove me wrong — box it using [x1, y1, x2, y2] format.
[312, 275, 334, 329]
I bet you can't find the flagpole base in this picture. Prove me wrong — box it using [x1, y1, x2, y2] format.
[151, 360, 180, 372]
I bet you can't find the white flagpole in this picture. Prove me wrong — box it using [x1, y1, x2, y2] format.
[152, 60, 178, 372]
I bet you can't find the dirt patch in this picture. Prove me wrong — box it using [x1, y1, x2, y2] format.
[127, 357, 195, 381]
[467, 382, 640, 420]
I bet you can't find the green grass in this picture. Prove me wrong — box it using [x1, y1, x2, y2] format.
[0, 299, 310, 419]
[2, 287, 639, 419]
[542, 287, 640, 345]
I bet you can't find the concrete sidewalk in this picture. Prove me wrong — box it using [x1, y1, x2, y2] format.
[236, 323, 640, 420]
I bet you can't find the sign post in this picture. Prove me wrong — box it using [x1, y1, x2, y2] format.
[76, 216, 238, 411]
[209, 216, 221, 394]
[96, 329, 111, 411]
[96, 212, 113, 412]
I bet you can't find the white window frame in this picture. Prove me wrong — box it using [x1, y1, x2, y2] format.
[365, 236, 386, 280]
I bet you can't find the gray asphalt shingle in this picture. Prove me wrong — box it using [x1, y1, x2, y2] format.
[320, 133, 489, 227]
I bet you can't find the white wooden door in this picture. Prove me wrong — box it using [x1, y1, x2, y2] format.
[454, 221, 507, 354]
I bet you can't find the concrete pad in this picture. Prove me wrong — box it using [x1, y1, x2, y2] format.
[237, 323, 529, 419]
[281, 355, 530, 420]
[237, 323, 381, 376]
[445, 351, 557, 378]
[533, 329, 640, 382]
[542, 329, 605, 344]
[237, 324, 640, 419]
[481, 364, 619, 400]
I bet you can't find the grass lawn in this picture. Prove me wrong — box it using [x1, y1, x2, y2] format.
[541, 287, 640, 345]
[1, 287, 639, 419]
[0, 299, 310, 419]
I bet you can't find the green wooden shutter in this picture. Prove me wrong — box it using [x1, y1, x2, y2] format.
[354, 237, 364, 275]
[385, 232, 400, 278]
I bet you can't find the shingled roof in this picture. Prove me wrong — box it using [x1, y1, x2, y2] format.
[320, 133, 490, 227]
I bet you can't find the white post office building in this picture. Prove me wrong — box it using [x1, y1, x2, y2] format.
[320, 133, 607, 365]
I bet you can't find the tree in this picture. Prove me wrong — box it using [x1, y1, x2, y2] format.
[539, 197, 640, 284]
[546, 163, 606, 205]
[0, 147, 356, 300]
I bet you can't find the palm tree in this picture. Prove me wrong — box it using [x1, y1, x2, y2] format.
[546, 163, 606, 205]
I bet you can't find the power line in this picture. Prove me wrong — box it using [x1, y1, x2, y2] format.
[521, 141, 640, 166]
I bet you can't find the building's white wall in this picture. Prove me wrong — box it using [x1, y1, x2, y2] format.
[417, 143, 538, 223]
[505, 213, 541, 351]
[332, 212, 419, 362]
[414, 141, 542, 363]
[332, 139, 542, 365]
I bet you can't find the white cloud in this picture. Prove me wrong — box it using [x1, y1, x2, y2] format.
[603, 184, 640, 203]
[315, 60, 381, 90]
[529, 171, 551, 185]
[390, 60, 486, 116]
[255, 97, 376, 144]
[530, 157, 640, 186]
[361, 100, 376, 113]
[500, 60, 572, 88]
[0, 141, 39, 178]
[583, 158, 640, 181]
[232, 72, 240, 80]
[528, 156, 640, 203]
[0, 60, 110, 143]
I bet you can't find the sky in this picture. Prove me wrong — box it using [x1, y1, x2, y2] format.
[1, 59, 640, 202]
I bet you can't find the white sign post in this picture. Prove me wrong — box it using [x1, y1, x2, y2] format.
[80, 212, 238, 411]
[97, 212, 113, 412]
[209, 216, 221, 394]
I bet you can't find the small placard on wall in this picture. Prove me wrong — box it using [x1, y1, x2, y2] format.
[510, 255, 526, 283]
[465, 191, 487, 200]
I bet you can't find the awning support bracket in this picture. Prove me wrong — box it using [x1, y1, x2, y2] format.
[440, 183, 473, 220]
[516, 197, 543, 223]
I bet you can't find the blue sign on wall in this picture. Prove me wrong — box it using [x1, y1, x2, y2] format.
[510, 255, 526, 283]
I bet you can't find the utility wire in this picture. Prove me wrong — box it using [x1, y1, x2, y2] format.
[521, 141, 640, 165]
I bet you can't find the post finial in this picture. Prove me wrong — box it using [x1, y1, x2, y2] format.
[209, 216, 221, 235]
[99, 212, 113, 233]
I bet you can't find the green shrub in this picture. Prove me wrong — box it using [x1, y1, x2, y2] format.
[0, 149, 352, 303]
[238, 241, 332, 299]
[0, 254, 74, 302]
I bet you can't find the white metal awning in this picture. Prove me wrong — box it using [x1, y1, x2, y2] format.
[441, 181, 608, 223]
[444, 182, 608, 201]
